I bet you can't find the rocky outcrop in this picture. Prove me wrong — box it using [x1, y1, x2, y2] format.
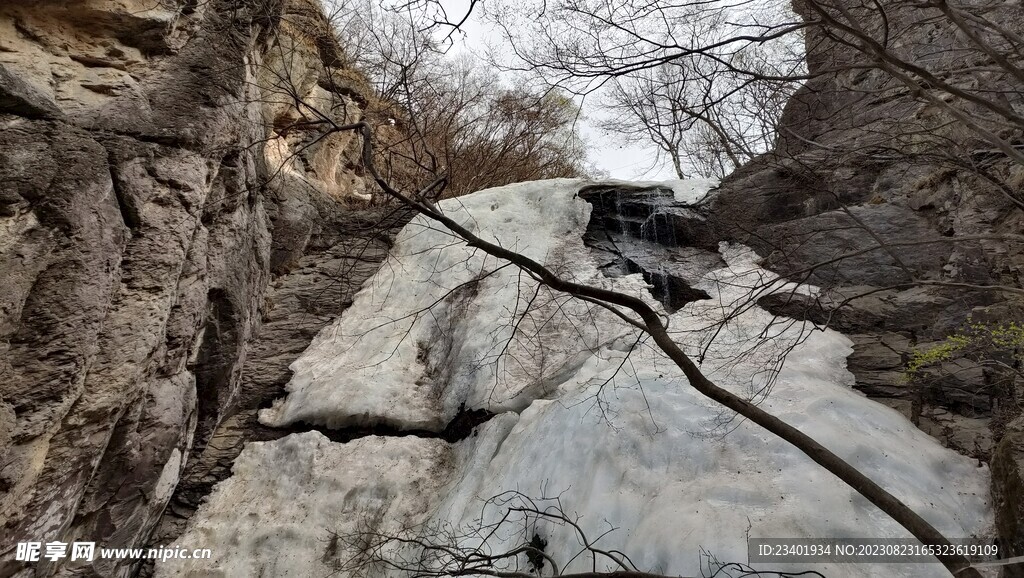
[579, 184, 721, 311]
[0, 1, 399, 576]
[699, 0, 1024, 568]
[993, 417, 1024, 577]
[705, 0, 1024, 414]
[145, 203, 409, 555]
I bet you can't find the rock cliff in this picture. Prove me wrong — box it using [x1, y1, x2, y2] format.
[0, 1, 402, 576]
[705, 0, 1024, 570]
[710, 0, 1023, 432]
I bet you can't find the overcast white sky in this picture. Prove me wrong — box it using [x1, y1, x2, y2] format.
[446, 9, 677, 179]
[408, 0, 680, 180]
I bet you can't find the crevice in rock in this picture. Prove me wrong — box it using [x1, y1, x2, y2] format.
[97, 128, 194, 149]
[200, 149, 242, 226]
[189, 289, 241, 459]
[107, 150, 140, 231]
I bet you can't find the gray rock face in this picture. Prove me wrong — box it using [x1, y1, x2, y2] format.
[146, 204, 409, 554]
[993, 417, 1024, 577]
[703, 0, 1024, 566]
[0, 1, 395, 576]
[703, 2, 1024, 422]
[579, 184, 721, 311]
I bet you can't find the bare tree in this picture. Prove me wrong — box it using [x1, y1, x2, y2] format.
[321, 0, 590, 197]
[597, 5, 802, 179]
[488, 0, 1024, 167]
[331, 490, 825, 578]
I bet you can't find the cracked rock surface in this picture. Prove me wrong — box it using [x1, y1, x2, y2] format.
[0, 1, 396, 576]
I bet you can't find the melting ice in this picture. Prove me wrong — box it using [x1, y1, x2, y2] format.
[158, 179, 991, 578]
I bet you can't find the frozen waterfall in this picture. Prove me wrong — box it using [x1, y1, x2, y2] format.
[157, 179, 991, 578]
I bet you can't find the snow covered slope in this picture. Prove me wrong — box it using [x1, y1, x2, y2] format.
[258, 179, 656, 431]
[159, 179, 992, 578]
